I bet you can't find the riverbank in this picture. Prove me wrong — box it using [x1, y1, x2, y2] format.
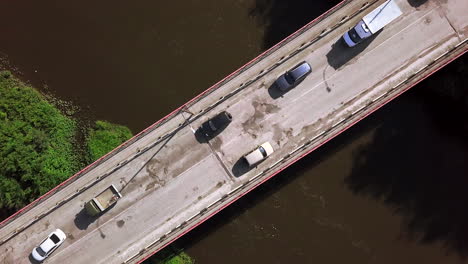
[0, 70, 81, 213]
[0, 70, 194, 264]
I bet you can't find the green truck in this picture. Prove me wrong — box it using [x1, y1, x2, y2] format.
[84, 184, 122, 216]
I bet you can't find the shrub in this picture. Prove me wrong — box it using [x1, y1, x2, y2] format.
[0, 71, 79, 209]
[147, 249, 195, 264]
[86, 120, 132, 162]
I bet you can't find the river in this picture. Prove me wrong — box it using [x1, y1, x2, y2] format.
[1, 0, 467, 263]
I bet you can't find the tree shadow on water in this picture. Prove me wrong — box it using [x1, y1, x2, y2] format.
[345, 57, 468, 257]
[249, 0, 342, 49]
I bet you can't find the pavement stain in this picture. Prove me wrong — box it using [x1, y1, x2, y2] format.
[424, 17, 432, 25]
[117, 220, 125, 228]
[146, 159, 162, 178]
[243, 99, 281, 138]
[145, 181, 157, 191]
[119, 177, 127, 185]
[300, 119, 324, 136]
[44, 220, 50, 231]
[272, 123, 283, 144]
[210, 137, 223, 151]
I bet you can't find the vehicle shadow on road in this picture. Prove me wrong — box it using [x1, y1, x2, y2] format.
[231, 158, 252, 177]
[326, 31, 382, 70]
[407, 0, 428, 8]
[28, 254, 41, 264]
[74, 207, 99, 230]
[194, 129, 208, 144]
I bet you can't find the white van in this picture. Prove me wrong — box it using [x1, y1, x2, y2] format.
[244, 142, 274, 166]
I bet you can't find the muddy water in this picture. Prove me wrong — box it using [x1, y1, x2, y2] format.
[1, 0, 467, 263]
[0, 0, 265, 131]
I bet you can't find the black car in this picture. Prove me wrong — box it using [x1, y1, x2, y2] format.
[198, 111, 233, 139]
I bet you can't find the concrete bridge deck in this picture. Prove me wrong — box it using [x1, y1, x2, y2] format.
[0, 0, 467, 263]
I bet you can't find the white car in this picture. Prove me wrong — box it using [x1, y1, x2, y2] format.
[244, 142, 274, 166]
[32, 229, 67, 261]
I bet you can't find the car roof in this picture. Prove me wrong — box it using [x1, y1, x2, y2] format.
[53, 229, 67, 240]
[245, 142, 274, 166]
[289, 62, 311, 80]
[40, 238, 56, 253]
[260, 142, 274, 155]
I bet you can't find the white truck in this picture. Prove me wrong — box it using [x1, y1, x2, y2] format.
[343, 0, 402, 47]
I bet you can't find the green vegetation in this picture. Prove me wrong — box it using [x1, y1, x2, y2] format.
[145, 247, 195, 264]
[160, 252, 194, 264]
[0, 70, 133, 210]
[0, 70, 194, 264]
[86, 120, 132, 162]
[0, 71, 79, 209]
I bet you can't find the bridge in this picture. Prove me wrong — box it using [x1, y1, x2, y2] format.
[1, 0, 467, 263]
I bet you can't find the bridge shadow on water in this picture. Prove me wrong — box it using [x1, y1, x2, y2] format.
[249, 0, 342, 49]
[345, 56, 468, 258]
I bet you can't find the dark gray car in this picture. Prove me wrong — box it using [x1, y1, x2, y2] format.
[275, 61, 312, 91]
[197, 111, 233, 139]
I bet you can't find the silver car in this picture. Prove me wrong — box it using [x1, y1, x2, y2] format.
[275, 61, 312, 91]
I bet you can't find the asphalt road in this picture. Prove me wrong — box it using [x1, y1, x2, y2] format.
[0, 0, 466, 263]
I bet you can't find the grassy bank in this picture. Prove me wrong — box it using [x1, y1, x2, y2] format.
[0, 70, 194, 264]
[145, 246, 195, 264]
[86, 120, 132, 162]
[0, 71, 80, 210]
[0, 70, 134, 211]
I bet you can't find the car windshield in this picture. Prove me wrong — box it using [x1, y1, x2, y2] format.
[348, 27, 362, 44]
[259, 146, 267, 158]
[284, 73, 296, 85]
[208, 120, 217, 131]
[290, 64, 309, 80]
[50, 234, 60, 244]
[36, 246, 47, 257]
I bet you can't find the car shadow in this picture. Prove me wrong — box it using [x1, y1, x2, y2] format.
[231, 157, 252, 177]
[74, 207, 99, 230]
[267, 82, 288, 99]
[28, 254, 41, 264]
[407, 0, 428, 8]
[326, 31, 382, 70]
[194, 128, 209, 144]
